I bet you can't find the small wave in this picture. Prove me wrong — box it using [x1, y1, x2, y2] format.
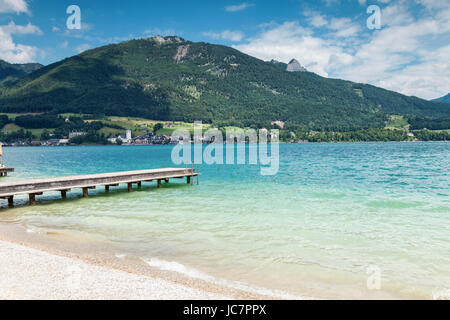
[25, 226, 43, 234]
[144, 258, 216, 281]
[142, 257, 310, 300]
[366, 200, 424, 209]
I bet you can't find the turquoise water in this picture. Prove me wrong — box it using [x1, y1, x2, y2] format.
[1, 142, 449, 299]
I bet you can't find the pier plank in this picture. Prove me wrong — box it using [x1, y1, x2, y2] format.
[0, 168, 198, 206]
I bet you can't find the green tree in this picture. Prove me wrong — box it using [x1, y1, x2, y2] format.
[153, 123, 163, 134]
[41, 129, 51, 140]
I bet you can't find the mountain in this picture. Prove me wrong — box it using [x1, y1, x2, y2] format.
[286, 59, 307, 72]
[0, 35, 449, 131]
[433, 93, 450, 103]
[268, 59, 287, 70]
[0, 59, 43, 86]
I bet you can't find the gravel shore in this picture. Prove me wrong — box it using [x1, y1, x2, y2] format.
[0, 240, 230, 300]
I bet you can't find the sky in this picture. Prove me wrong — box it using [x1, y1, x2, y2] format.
[0, 0, 448, 100]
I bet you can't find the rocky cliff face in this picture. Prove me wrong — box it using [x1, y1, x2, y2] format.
[286, 59, 307, 72]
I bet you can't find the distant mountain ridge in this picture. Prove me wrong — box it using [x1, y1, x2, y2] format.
[0, 59, 43, 86]
[433, 93, 450, 103]
[0, 35, 448, 131]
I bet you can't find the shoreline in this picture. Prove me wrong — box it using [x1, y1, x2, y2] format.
[2, 140, 449, 148]
[0, 222, 305, 300]
[0, 218, 437, 300]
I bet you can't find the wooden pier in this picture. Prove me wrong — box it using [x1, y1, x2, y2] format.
[0, 167, 14, 177]
[0, 168, 198, 207]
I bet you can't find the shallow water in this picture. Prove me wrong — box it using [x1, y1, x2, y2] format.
[1, 142, 449, 299]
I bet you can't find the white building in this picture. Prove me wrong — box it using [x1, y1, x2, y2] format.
[69, 131, 87, 139]
[108, 137, 117, 144]
[109, 130, 132, 145]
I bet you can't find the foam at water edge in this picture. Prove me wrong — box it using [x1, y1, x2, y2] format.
[143, 258, 312, 300]
[25, 226, 43, 234]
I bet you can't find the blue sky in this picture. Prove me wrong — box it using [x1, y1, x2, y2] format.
[0, 0, 449, 99]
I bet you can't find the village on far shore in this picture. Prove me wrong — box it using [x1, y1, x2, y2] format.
[0, 128, 181, 147]
[1, 114, 447, 147]
[0, 116, 203, 147]
[0, 114, 285, 147]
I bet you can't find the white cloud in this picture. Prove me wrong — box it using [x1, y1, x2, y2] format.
[235, 1, 450, 99]
[374, 45, 450, 99]
[65, 22, 93, 33]
[415, 0, 450, 9]
[60, 40, 68, 49]
[76, 43, 91, 53]
[307, 13, 328, 28]
[304, 12, 361, 37]
[337, 3, 450, 98]
[0, 32, 38, 63]
[328, 18, 361, 37]
[225, 3, 254, 12]
[358, 0, 391, 5]
[204, 30, 245, 42]
[62, 22, 95, 42]
[234, 21, 343, 76]
[1, 21, 42, 35]
[0, 1, 42, 63]
[0, 0, 29, 14]
[0, 21, 42, 63]
[324, 0, 340, 6]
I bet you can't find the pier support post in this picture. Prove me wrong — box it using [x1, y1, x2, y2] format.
[157, 180, 162, 188]
[82, 187, 89, 198]
[28, 193, 42, 206]
[7, 196, 13, 207]
[29, 194, 36, 206]
[105, 184, 118, 192]
[137, 181, 142, 188]
[164, 179, 169, 183]
[187, 176, 191, 184]
[61, 190, 67, 199]
[128, 183, 133, 192]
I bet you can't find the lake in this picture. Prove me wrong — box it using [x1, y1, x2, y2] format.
[1, 142, 449, 299]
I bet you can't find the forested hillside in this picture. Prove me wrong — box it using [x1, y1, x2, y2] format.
[0, 36, 448, 131]
[433, 94, 450, 103]
[0, 59, 42, 86]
